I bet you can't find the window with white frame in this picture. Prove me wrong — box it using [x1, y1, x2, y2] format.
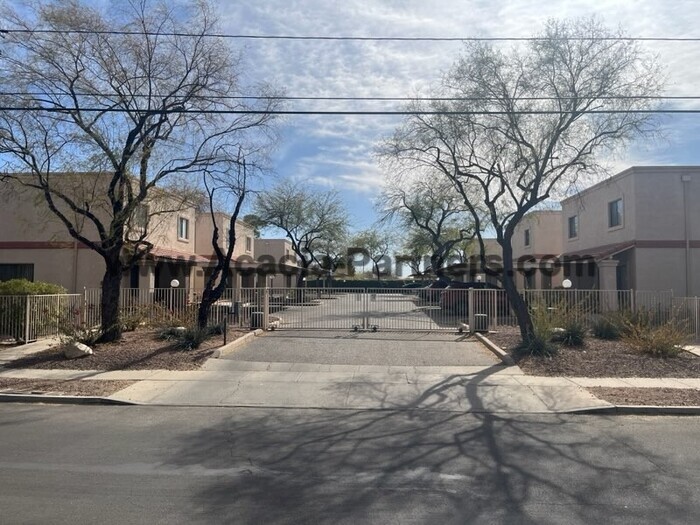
[178, 217, 190, 240]
[245, 236, 252, 252]
[524, 228, 531, 247]
[608, 199, 623, 228]
[568, 215, 579, 239]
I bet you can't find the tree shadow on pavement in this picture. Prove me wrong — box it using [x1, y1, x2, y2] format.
[161, 368, 696, 524]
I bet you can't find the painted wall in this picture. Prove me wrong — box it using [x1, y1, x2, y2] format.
[561, 169, 637, 250]
[194, 214, 255, 260]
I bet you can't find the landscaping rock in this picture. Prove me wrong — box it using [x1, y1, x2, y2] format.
[64, 342, 94, 359]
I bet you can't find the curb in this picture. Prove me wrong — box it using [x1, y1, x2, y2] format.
[474, 333, 516, 366]
[211, 329, 264, 359]
[566, 404, 700, 416]
[0, 393, 136, 406]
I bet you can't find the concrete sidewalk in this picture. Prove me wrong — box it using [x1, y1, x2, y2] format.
[3, 337, 700, 413]
[0, 361, 608, 412]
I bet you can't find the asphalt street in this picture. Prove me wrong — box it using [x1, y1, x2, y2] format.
[2, 405, 700, 524]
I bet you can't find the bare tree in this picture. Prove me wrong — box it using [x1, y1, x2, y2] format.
[378, 173, 479, 277]
[0, 1, 279, 341]
[254, 182, 348, 287]
[351, 228, 393, 281]
[382, 18, 662, 343]
[197, 148, 257, 329]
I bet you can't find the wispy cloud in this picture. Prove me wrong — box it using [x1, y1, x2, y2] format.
[214, 0, 700, 223]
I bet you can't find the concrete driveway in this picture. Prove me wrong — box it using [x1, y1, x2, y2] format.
[221, 330, 500, 367]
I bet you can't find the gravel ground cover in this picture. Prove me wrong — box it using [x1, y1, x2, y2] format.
[486, 327, 700, 406]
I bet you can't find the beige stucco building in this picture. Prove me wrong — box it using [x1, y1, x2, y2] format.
[0, 175, 299, 292]
[560, 166, 699, 296]
[253, 238, 298, 288]
[510, 166, 700, 294]
[511, 210, 565, 290]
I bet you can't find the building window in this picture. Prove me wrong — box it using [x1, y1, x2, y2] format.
[608, 199, 623, 228]
[568, 215, 579, 239]
[0, 263, 34, 282]
[524, 229, 531, 247]
[178, 217, 189, 240]
[245, 236, 252, 252]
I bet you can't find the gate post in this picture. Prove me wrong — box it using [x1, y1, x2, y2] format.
[24, 295, 31, 344]
[468, 288, 475, 334]
[263, 287, 270, 330]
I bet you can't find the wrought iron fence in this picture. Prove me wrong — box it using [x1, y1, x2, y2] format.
[0, 294, 82, 343]
[4, 286, 698, 342]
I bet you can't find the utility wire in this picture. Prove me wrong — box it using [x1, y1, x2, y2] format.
[2, 107, 700, 115]
[3, 28, 700, 42]
[2, 92, 700, 102]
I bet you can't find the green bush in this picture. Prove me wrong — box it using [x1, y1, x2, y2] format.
[0, 279, 65, 295]
[0, 280, 68, 343]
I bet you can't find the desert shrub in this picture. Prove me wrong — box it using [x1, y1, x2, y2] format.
[0, 279, 66, 296]
[207, 323, 225, 336]
[591, 315, 622, 340]
[57, 315, 102, 346]
[121, 306, 152, 332]
[518, 302, 557, 356]
[156, 324, 216, 350]
[157, 326, 185, 341]
[622, 315, 691, 358]
[175, 327, 210, 350]
[553, 319, 587, 347]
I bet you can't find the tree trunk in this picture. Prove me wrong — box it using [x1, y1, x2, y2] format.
[431, 254, 445, 279]
[198, 266, 226, 330]
[197, 289, 217, 330]
[296, 263, 309, 289]
[500, 242, 532, 342]
[98, 256, 123, 343]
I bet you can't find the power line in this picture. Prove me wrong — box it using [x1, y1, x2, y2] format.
[4, 28, 700, 42]
[2, 91, 700, 103]
[2, 107, 700, 115]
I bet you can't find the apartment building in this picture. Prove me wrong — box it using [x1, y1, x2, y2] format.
[193, 212, 258, 289]
[253, 238, 298, 288]
[510, 166, 700, 294]
[0, 175, 297, 291]
[560, 166, 699, 295]
[511, 210, 564, 289]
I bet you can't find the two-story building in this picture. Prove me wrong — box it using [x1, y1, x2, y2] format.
[511, 210, 564, 289]
[0, 174, 299, 291]
[560, 166, 700, 296]
[254, 238, 298, 288]
[510, 166, 700, 294]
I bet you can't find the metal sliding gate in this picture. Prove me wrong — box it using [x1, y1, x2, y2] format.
[257, 287, 510, 332]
